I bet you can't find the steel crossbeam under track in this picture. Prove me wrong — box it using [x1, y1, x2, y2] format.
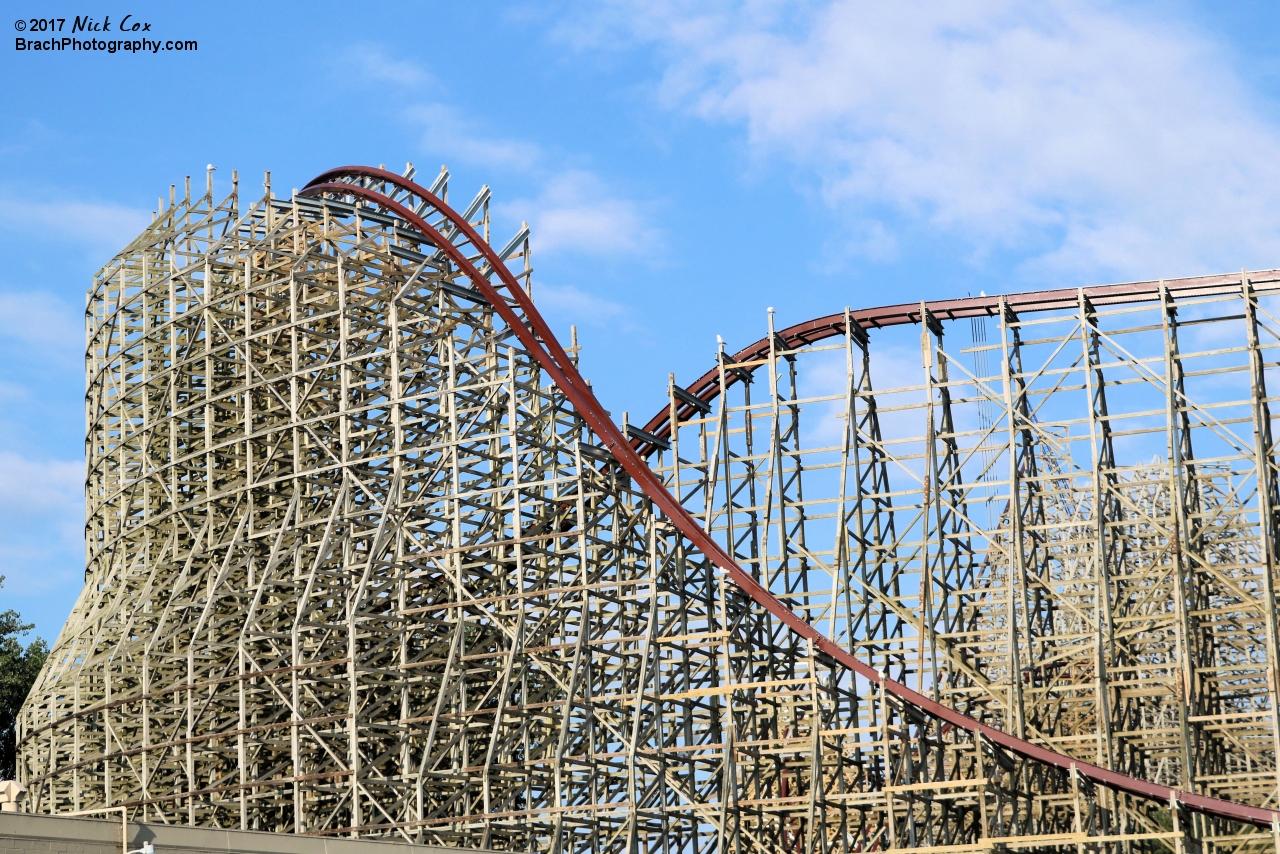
[17, 164, 1280, 854]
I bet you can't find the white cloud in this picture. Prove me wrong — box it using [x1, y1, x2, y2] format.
[501, 170, 659, 256]
[0, 290, 82, 392]
[533, 280, 630, 325]
[0, 448, 82, 601]
[567, 1, 1280, 281]
[0, 291, 81, 355]
[338, 43, 541, 173]
[0, 193, 149, 258]
[344, 45, 662, 261]
[342, 43, 434, 88]
[0, 451, 81, 515]
[405, 102, 543, 172]
[0, 450, 83, 593]
[819, 219, 900, 270]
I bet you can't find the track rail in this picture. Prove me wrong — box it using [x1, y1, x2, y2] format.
[301, 166, 1280, 830]
[634, 269, 1280, 457]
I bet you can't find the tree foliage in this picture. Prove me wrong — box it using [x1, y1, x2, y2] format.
[0, 575, 47, 780]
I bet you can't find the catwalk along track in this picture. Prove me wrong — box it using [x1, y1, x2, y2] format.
[18, 164, 1280, 854]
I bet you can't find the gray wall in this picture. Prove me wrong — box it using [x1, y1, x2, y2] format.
[0, 812, 487, 854]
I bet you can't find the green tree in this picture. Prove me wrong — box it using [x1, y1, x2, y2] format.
[0, 575, 48, 780]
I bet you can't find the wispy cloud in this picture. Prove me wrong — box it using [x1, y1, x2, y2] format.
[500, 170, 660, 256]
[533, 281, 630, 327]
[339, 43, 658, 328]
[342, 43, 660, 256]
[0, 193, 149, 259]
[0, 451, 81, 518]
[0, 290, 83, 375]
[563, 1, 1280, 282]
[405, 102, 543, 173]
[0, 291, 81, 355]
[342, 42, 434, 88]
[335, 42, 543, 173]
[0, 449, 83, 596]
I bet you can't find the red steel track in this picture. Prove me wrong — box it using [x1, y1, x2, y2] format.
[302, 166, 1280, 831]
[633, 270, 1280, 458]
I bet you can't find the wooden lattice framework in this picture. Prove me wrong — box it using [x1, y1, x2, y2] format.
[16, 165, 1280, 854]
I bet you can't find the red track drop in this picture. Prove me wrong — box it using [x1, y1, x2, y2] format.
[303, 166, 1280, 831]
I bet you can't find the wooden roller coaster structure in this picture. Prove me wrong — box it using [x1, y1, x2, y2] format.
[16, 164, 1280, 854]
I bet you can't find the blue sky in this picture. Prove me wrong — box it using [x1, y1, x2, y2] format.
[3, 0, 1280, 641]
